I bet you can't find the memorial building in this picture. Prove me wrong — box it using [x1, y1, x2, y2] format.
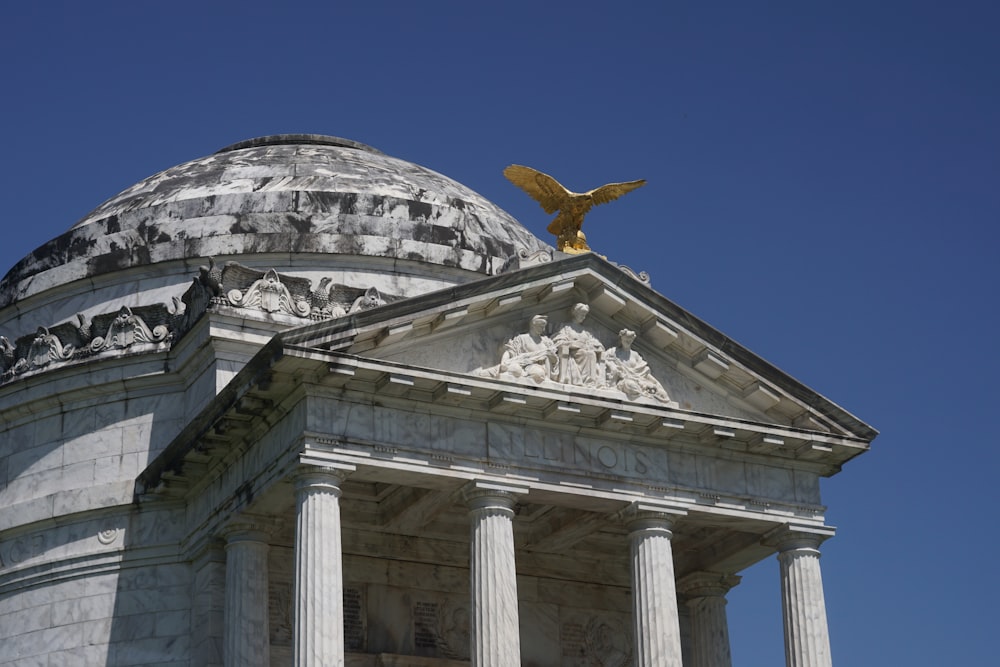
[0, 135, 876, 667]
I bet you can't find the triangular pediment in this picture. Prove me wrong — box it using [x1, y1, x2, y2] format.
[282, 254, 876, 446]
[138, 253, 874, 525]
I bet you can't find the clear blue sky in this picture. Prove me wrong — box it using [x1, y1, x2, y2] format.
[2, 2, 998, 664]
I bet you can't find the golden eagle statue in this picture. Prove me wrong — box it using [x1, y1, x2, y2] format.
[503, 164, 646, 254]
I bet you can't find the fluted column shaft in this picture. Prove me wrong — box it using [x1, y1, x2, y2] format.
[293, 464, 353, 667]
[192, 542, 226, 667]
[679, 572, 741, 667]
[223, 525, 270, 667]
[465, 482, 526, 667]
[627, 505, 685, 667]
[777, 532, 833, 667]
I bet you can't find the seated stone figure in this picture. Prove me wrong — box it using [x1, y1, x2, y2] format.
[552, 303, 605, 387]
[477, 314, 557, 383]
[604, 329, 671, 403]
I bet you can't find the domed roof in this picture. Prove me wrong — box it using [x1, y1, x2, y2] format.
[1, 134, 548, 307]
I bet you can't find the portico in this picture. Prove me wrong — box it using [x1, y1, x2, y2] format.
[206, 457, 838, 667]
[136, 255, 868, 666]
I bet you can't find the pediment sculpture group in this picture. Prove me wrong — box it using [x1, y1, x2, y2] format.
[476, 303, 671, 404]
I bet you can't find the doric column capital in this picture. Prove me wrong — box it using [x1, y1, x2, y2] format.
[461, 480, 529, 513]
[622, 501, 687, 536]
[222, 515, 277, 544]
[677, 571, 742, 599]
[772, 525, 835, 667]
[189, 536, 226, 566]
[293, 462, 354, 494]
[764, 524, 835, 554]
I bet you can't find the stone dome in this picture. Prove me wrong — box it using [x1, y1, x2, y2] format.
[0, 134, 548, 308]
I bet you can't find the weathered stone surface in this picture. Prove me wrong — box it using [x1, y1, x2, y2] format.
[0, 136, 874, 667]
[0, 136, 549, 308]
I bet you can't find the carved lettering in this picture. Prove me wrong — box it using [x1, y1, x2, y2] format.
[343, 587, 365, 651]
[543, 434, 562, 461]
[573, 441, 592, 466]
[597, 445, 619, 469]
[488, 423, 663, 480]
[269, 582, 293, 646]
[561, 621, 586, 657]
[634, 449, 650, 475]
[413, 600, 439, 649]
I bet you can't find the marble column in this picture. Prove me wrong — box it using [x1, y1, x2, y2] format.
[192, 540, 226, 667]
[772, 528, 834, 667]
[463, 481, 528, 667]
[625, 503, 686, 667]
[293, 464, 354, 667]
[223, 522, 271, 667]
[678, 572, 741, 667]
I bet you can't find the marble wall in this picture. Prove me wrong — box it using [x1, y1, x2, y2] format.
[0, 389, 184, 534]
[0, 497, 190, 666]
[0, 557, 192, 666]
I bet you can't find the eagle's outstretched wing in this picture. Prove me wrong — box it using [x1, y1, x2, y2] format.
[587, 179, 647, 207]
[503, 165, 569, 214]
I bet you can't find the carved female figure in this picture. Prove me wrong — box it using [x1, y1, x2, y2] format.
[604, 329, 671, 403]
[552, 303, 605, 387]
[499, 314, 558, 383]
[476, 314, 557, 384]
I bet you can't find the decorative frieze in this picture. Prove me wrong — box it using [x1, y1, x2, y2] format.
[227, 268, 312, 317]
[90, 306, 170, 352]
[0, 258, 401, 384]
[0, 304, 180, 383]
[23, 326, 73, 369]
[475, 302, 676, 405]
[212, 260, 398, 322]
